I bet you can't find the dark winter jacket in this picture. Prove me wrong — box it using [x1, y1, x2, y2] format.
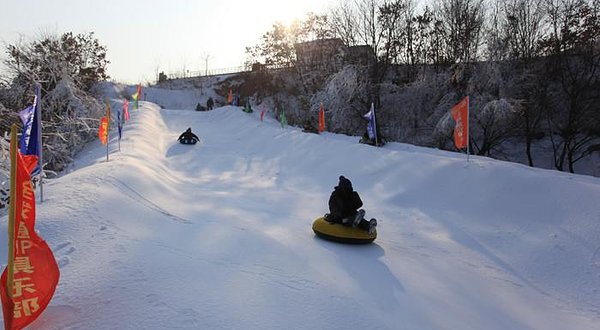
[178, 128, 199, 143]
[328, 176, 363, 222]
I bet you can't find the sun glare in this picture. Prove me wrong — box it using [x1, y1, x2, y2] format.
[256, 0, 329, 26]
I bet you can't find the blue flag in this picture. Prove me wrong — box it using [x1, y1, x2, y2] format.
[363, 103, 376, 140]
[18, 104, 35, 150]
[19, 85, 42, 175]
[117, 110, 123, 140]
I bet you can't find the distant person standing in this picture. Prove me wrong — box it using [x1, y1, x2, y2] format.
[206, 97, 214, 110]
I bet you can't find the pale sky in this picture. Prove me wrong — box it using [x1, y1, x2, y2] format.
[0, 0, 333, 84]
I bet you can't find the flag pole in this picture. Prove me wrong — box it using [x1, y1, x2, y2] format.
[106, 127, 109, 162]
[106, 100, 110, 162]
[35, 83, 44, 203]
[118, 111, 121, 152]
[372, 103, 378, 147]
[466, 96, 470, 162]
[7, 124, 17, 298]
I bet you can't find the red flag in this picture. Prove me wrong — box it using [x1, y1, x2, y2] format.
[260, 110, 265, 122]
[0, 148, 59, 330]
[98, 116, 108, 145]
[318, 103, 325, 132]
[20, 156, 38, 176]
[451, 96, 469, 149]
[123, 100, 130, 121]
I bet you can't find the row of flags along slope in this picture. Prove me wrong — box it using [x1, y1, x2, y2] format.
[0, 83, 140, 329]
[98, 86, 137, 159]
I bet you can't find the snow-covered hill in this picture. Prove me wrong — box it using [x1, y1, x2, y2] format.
[1, 101, 599, 329]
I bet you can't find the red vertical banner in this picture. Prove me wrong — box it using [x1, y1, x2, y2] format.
[98, 116, 108, 145]
[104, 101, 111, 161]
[123, 99, 130, 121]
[1, 130, 59, 330]
[227, 89, 233, 104]
[451, 96, 469, 150]
[318, 103, 325, 133]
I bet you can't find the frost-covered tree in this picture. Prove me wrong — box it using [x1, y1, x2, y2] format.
[471, 98, 520, 156]
[539, 0, 600, 172]
[432, 95, 519, 157]
[0, 132, 9, 216]
[5, 32, 109, 93]
[311, 65, 372, 134]
[0, 32, 107, 178]
[41, 78, 104, 175]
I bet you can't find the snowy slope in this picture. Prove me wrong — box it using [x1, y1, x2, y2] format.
[1, 101, 600, 330]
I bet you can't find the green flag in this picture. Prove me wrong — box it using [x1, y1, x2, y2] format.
[280, 109, 287, 128]
[132, 84, 141, 109]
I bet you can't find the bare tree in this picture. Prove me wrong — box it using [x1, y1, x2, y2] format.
[540, 0, 600, 172]
[484, 1, 509, 62]
[378, 0, 405, 65]
[378, 0, 420, 64]
[437, 0, 486, 63]
[492, 0, 548, 166]
[302, 12, 334, 40]
[328, 0, 359, 45]
[413, 6, 436, 66]
[201, 52, 212, 76]
[355, 0, 385, 57]
[504, 0, 546, 60]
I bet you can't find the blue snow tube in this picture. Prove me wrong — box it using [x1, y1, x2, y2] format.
[312, 217, 376, 244]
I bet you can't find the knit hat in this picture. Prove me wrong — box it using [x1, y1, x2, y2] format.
[338, 176, 352, 189]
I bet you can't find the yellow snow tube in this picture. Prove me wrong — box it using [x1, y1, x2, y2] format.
[312, 217, 376, 244]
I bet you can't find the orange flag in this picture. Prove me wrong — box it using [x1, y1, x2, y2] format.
[1, 138, 59, 330]
[318, 103, 325, 132]
[98, 101, 111, 145]
[98, 116, 108, 145]
[227, 89, 233, 104]
[451, 96, 469, 150]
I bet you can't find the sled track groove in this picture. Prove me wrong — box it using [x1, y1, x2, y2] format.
[108, 177, 192, 224]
